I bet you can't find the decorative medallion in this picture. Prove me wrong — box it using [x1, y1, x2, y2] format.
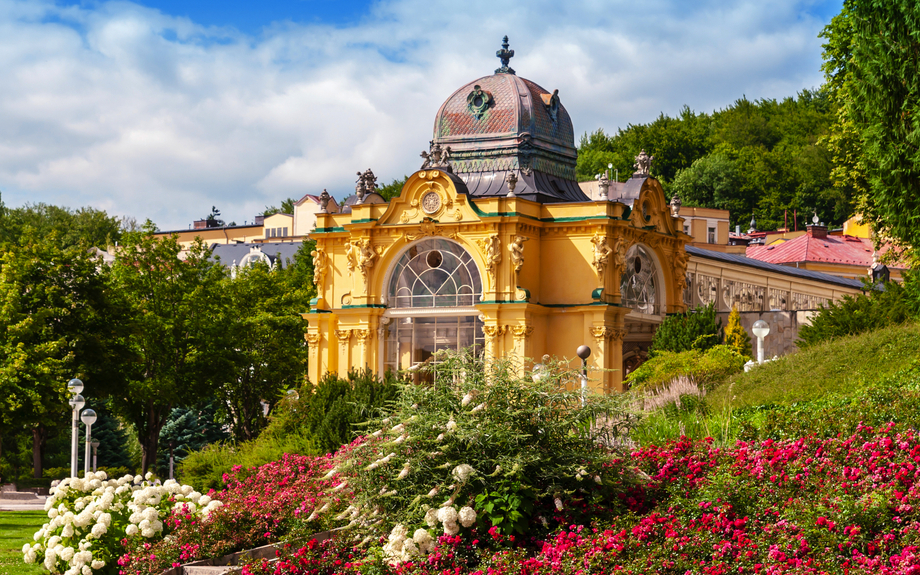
[467, 84, 494, 119]
[421, 191, 442, 215]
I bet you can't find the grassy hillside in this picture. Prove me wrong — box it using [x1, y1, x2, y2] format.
[632, 321, 920, 446]
[709, 320, 920, 409]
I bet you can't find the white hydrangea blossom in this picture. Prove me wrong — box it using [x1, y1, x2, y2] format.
[451, 464, 475, 483]
[458, 506, 477, 528]
[25, 471, 221, 574]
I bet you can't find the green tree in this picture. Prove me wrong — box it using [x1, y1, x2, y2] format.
[108, 223, 227, 473]
[263, 198, 297, 216]
[0, 233, 114, 479]
[213, 260, 310, 442]
[724, 306, 753, 359]
[832, 0, 920, 257]
[156, 401, 228, 478]
[377, 176, 409, 201]
[0, 203, 122, 249]
[650, 303, 723, 356]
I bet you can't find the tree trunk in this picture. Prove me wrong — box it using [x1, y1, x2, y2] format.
[32, 425, 47, 478]
[140, 404, 166, 475]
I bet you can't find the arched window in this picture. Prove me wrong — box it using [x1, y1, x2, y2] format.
[383, 239, 484, 372]
[388, 239, 482, 308]
[620, 245, 659, 315]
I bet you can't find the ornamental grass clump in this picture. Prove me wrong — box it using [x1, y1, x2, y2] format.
[23, 471, 220, 575]
[327, 351, 634, 562]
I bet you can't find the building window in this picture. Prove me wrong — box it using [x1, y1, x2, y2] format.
[620, 244, 659, 315]
[708, 227, 716, 244]
[384, 238, 484, 373]
[683, 224, 690, 235]
[283, 227, 288, 237]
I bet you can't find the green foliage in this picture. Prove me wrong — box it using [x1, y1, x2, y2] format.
[737, 367, 920, 442]
[625, 345, 746, 392]
[377, 176, 409, 201]
[724, 307, 753, 359]
[0, 511, 45, 575]
[576, 91, 845, 230]
[633, 322, 920, 447]
[0, 203, 122, 249]
[178, 370, 399, 491]
[212, 260, 311, 442]
[262, 198, 297, 216]
[797, 280, 916, 347]
[108, 223, 228, 473]
[650, 302, 722, 356]
[340, 352, 634, 541]
[156, 402, 229, 478]
[836, 0, 920, 256]
[279, 369, 400, 456]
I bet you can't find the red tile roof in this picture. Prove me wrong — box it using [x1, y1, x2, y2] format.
[746, 233, 877, 267]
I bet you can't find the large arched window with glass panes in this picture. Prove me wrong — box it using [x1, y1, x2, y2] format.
[383, 238, 484, 372]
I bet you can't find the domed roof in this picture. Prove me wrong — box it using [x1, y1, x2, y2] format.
[429, 37, 586, 203]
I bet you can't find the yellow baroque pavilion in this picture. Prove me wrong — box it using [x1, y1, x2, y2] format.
[303, 39, 691, 393]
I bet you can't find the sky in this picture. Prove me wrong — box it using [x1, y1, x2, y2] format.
[0, 0, 843, 231]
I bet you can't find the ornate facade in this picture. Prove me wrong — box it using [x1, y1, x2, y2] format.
[302, 39, 694, 393]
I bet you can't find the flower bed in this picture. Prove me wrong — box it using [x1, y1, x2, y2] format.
[240, 423, 920, 574]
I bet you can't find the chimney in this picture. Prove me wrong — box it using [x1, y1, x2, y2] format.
[806, 212, 828, 239]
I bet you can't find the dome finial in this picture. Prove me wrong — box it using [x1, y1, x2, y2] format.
[495, 35, 516, 75]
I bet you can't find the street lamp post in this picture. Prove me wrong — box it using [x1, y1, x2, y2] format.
[67, 379, 85, 478]
[81, 409, 97, 476]
[752, 320, 771, 364]
[576, 345, 591, 405]
[90, 440, 100, 472]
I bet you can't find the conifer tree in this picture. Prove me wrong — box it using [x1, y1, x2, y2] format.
[724, 306, 753, 359]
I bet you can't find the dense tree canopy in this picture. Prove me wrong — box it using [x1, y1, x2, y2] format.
[576, 91, 847, 230]
[821, 0, 920, 258]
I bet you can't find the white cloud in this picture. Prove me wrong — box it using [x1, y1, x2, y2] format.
[0, 0, 834, 230]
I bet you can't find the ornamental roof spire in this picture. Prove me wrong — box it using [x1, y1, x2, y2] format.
[495, 35, 515, 75]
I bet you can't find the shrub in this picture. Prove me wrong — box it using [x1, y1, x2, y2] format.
[723, 306, 753, 359]
[179, 369, 399, 491]
[650, 302, 722, 355]
[798, 279, 915, 347]
[22, 471, 220, 575]
[624, 345, 746, 392]
[325, 351, 634, 564]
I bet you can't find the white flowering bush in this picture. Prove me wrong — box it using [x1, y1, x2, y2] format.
[332, 351, 633, 563]
[22, 471, 222, 575]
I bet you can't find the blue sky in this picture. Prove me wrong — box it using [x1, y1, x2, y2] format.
[0, 0, 844, 230]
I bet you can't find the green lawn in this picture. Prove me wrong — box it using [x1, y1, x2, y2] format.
[0, 511, 46, 575]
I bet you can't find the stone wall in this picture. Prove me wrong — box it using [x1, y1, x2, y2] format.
[716, 310, 818, 359]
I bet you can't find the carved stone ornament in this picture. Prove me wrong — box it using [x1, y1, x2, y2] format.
[306, 333, 321, 357]
[483, 325, 506, 339]
[353, 238, 380, 284]
[467, 85, 494, 119]
[505, 171, 518, 198]
[344, 242, 357, 276]
[508, 235, 528, 274]
[670, 194, 682, 217]
[420, 141, 452, 172]
[354, 169, 377, 204]
[421, 191, 442, 215]
[590, 233, 613, 282]
[475, 234, 502, 290]
[596, 170, 610, 200]
[319, 189, 331, 212]
[335, 329, 352, 353]
[633, 149, 654, 178]
[495, 35, 515, 75]
[311, 248, 328, 287]
[404, 218, 458, 242]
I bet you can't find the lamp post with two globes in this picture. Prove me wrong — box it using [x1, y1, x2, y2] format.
[67, 379, 85, 478]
